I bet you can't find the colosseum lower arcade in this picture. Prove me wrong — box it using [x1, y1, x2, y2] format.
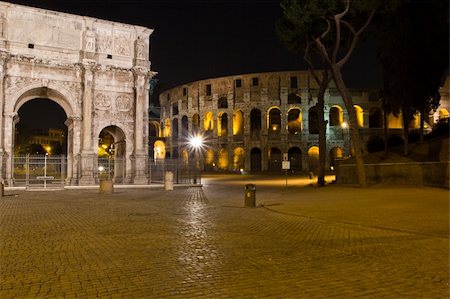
[157, 71, 449, 173]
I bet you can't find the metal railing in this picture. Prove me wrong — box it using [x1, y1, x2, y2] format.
[149, 158, 200, 185]
[10, 155, 200, 187]
[13, 155, 66, 188]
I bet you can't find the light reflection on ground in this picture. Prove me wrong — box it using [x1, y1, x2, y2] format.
[177, 188, 217, 283]
[202, 173, 336, 187]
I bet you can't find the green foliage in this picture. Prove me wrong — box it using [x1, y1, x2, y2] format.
[277, 0, 400, 56]
[378, 0, 449, 117]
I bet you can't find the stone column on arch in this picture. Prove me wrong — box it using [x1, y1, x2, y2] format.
[78, 60, 96, 185]
[132, 66, 151, 184]
[0, 51, 8, 183]
[64, 116, 82, 185]
[3, 112, 18, 186]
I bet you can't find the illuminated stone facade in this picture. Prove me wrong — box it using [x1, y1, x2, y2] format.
[0, 1, 155, 185]
[158, 71, 449, 172]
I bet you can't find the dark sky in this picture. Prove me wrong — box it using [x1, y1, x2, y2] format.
[7, 0, 382, 91]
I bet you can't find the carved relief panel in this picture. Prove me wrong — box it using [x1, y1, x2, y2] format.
[94, 92, 134, 122]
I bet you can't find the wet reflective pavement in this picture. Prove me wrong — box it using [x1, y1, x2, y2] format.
[0, 175, 448, 298]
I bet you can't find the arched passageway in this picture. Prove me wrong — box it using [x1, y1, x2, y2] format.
[288, 147, 302, 172]
[98, 125, 126, 183]
[268, 107, 281, 132]
[308, 146, 319, 174]
[233, 147, 244, 171]
[309, 106, 319, 134]
[218, 113, 228, 137]
[217, 148, 229, 170]
[369, 107, 382, 128]
[13, 98, 68, 186]
[329, 147, 343, 168]
[250, 147, 262, 171]
[250, 109, 261, 136]
[329, 106, 344, 127]
[268, 147, 281, 171]
[233, 110, 244, 136]
[287, 108, 302, 135]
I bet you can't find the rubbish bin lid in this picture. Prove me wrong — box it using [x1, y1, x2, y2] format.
[245, 184, 256, 189]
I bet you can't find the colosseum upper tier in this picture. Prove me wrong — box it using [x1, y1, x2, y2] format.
[155, 71, 449, 172]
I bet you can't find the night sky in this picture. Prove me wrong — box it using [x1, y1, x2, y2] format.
[7, 0, 381, 90]
[9, 0, 381, 131]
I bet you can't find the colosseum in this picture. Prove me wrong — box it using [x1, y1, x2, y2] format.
[153, 71, 449, 173]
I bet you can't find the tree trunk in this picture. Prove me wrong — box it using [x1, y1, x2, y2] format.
[383, 107, 389, 159]
[402, 103, 410, 156]
[331, 67, 367, 187]
[419, 107, 425, 144]
[316, 77, 329, 187]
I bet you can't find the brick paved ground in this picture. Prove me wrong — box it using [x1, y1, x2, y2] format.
[0, 174, 448, 298]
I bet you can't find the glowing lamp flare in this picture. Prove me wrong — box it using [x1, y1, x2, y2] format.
[190, 135, 204, 149]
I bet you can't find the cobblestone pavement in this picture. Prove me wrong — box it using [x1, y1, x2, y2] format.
[0, 175, 448, 298]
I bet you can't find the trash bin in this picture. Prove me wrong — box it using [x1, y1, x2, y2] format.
[0, 182, 4, 197]
[244, 184, 256, 208]
[164, 171, 174, 191]
[99, 179, 114, 194]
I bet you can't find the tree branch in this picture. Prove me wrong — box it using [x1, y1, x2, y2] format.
[332, 0, 350, 64]
[313, 36, 332, 66]
[336, 8, 376, 68]
[304, 39, 321, 85]
[319, 16, 331, 40]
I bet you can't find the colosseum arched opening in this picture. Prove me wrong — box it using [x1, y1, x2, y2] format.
[369, 107, 383, 128]
[329, 146, 344, 168]
[268, 147, 282, 171]
[250, 109, 262, 137]
[233, 110, 244, 136]
[288, 147, 302, 171]
[250, 147, 262, 171]
[353, 105, 364, 127]
[288, 108, 302, 135]
[308, 146, 319, 174]
[233, 147, 245, 171]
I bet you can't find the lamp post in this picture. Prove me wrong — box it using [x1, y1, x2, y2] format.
[189, 134, 204, 184]
[341, 121, 349, 155]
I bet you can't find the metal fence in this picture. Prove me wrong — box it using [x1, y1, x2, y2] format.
[148, 158, 201, 185]
[97, 157, 126, 184]
[10, 155, 200, 187]
[13, 155, 66, 188]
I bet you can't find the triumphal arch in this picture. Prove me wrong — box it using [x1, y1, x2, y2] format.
[0, 2, 155, 185]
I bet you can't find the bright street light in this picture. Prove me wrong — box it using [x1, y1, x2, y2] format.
[189, 135, 204, 150]
[341, 121, 348, 129]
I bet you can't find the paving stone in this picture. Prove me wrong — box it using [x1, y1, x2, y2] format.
[0, 177, 448, 298]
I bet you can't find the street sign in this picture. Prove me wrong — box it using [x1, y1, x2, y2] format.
[283, 153, 288, 161]
[282, 161, 290, 170]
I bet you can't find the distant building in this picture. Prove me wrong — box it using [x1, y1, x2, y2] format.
[30, 129, 65, 147]
[155, 71, 449, 173]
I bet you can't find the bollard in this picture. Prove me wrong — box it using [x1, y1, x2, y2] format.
[99, 179, 114, 194]
[164, 171, 174, 191]
[244, 184, 256, 208]
[0, 182, 4, 197]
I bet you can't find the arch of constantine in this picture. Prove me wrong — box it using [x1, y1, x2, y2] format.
[0, 2, 155, 185]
